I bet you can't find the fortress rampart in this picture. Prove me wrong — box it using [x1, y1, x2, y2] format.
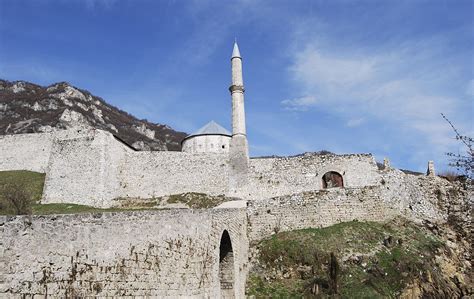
[0, 128, 464, 298]
[0, 177, 464, 297]
[246, 186, 391, 242]
[119, 151, 230, 200]
[0, 130, 385, 207]
[0, 132, 54, 173]
[0, 209, 249, 298]
[243, 153, 380, 199]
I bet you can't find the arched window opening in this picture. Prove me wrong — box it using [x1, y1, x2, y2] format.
[219, 230, 235, 298]
[322, 171, 344, 188]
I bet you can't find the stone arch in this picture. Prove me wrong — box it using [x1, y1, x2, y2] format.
[219, 230, 235, 298]
[322, 171, 344, 188]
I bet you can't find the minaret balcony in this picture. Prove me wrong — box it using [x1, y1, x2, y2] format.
[229, 85, 245, 92]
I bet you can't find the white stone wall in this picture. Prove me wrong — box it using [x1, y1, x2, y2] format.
[2, 129, 451, 213]
[10, 129, 233, 207]
[0, 133, 54, 173]
[379, 168, 459, 222]
[42, 130, 130, 207]
[245, 172, 468, 242]
[0, 130, 384, 207]
[239, 153, 381, 200]
[246, 186, 393, 241]
[182, 135, 231, 154]
[0, 208, 249, 298]
[118, 151, 229, 200]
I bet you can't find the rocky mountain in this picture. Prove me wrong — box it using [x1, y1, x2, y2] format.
[0, 80, 187, 151]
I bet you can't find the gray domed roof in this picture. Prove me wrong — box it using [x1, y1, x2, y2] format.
[192, 120, 231, 136]
[182, 121, 231, 144]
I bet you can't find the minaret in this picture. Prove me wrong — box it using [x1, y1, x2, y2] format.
[230, 41, 247, 139]
[228, 41, 249, 192]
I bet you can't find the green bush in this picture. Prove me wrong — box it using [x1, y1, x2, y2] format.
[0, 171, 45, 215]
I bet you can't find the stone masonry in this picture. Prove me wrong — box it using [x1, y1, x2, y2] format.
[0, 129, 385, 208]
[0, 174, 465, 297]
[0, 209, 249, 298]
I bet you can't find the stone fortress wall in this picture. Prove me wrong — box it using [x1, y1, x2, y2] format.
[0, 129, 455, 225]
[0, 128, 452, 217]
[0, 209, 249, 298]
[246, 186, 390, 242]
[245, 173, 463, 242]
[42, 129, 129, 207]
[0, 173, 462, 297]
[0, 130, 464, 298]
[0, 132, 54, 173]
[119, 151, 229, 201]
[242, 153, 380, 199]
[0, 129, 384, 208]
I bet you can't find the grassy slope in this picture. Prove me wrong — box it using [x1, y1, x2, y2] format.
[247, 219, 446, 298]
[31, 203, 125, 215]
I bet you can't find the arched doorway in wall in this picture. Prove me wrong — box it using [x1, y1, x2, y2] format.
[219, 230, 235, 298]
[322, 171, 344, 188]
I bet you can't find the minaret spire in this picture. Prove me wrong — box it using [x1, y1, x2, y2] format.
[231, 40, 241, 59]
[228, 40, 249, 192]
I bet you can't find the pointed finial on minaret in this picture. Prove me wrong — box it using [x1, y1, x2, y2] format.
[231, 40, 241, 59]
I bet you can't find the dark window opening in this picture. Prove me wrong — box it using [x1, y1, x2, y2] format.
[322, 171, 344, 188]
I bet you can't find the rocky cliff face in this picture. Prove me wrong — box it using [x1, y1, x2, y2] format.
[0, 80, 187, 151]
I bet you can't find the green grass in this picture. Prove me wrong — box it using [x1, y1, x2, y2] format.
[30, 203, 170, 215]
[248, 219, 445, 298]
[167, 192, 227, 209]
[31, 203, 122, 215]
[247, 275, 303, 298]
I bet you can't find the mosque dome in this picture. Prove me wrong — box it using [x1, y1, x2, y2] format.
[181, 121, 232, 153]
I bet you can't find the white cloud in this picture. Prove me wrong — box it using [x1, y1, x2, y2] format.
[346, 117, 365, 127]
[281, 96, 317, 111]
[291, 48, 376, 90]
[286, 39, 469, 163]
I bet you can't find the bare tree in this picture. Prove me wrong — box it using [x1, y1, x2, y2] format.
[441, 113, 473, 180]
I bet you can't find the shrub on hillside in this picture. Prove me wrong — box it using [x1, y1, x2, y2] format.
[0, 181, 33, 215]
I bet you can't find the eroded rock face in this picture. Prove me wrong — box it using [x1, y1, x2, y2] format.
[0, 79, 187, 151]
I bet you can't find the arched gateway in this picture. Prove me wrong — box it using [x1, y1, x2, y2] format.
[219, 230, 235, 298]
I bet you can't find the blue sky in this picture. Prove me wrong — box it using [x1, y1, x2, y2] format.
[1, 0, 472, 172]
